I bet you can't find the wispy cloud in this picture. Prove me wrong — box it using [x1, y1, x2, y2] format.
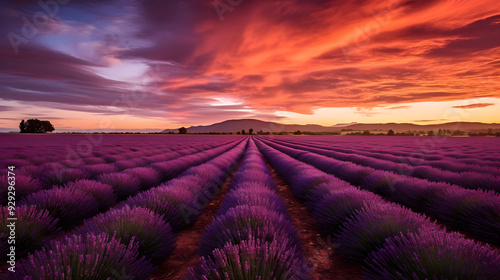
[413, 119, 448, 123]
[452, 103, 495, 109]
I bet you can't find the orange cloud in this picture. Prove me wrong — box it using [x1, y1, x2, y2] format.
[452, 103, 495, 109]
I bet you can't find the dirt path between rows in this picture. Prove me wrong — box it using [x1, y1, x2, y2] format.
[150, 158, 243, 280]
[265, 161, 363, 280]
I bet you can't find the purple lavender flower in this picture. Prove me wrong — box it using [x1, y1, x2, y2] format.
[1, 205, 62, 261]
[98, 172, 142, 200]
[82, 157, 107, 165]
[217, 188, 288, 216]
[313, 188, 384, 235]
[21, 187, 99, 229]
[186, 238, 311, 280]
[124, 167, 162, 189]
[13, 233, 155, 280]
[81, 163, 118, 178]
[65, 180, 117, 211]
[428, 187, 500, 245]
[125, 188, 191, 231]
[232, 169, 277, 188]
[79, 205, 176, 263]
[0, 175, 43, 203]
[364, 228, 500, 280]
[390, 179, 450, 212]
[40, 168, 88, 187]
[198, 205, 301, 257]
[335, 202, 435, 264]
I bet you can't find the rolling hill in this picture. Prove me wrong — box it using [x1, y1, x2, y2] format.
[162, 119, 500, 134]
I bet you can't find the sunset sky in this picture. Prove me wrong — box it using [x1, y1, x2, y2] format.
[1, 0, 499, 132]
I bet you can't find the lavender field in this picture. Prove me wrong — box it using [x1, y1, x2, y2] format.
[1, 134, 499, 279]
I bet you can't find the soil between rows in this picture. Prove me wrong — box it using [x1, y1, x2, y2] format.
[151, 146, 363, 280]
[150, 158, 244, 280]
[265, 161, 363, 280]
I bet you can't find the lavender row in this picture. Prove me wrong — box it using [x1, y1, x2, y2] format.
[260, 138, 500, 246]
[268, 138, 500, 191]
[1, 139, 246, 265]
[277, 137, 500, 175]
[19, 138, 244, 228]
[1, 138, 238, 200]
[255, 139, 500, 279]
[10, 139, 248, 279]
[286, 137, 500, 176]
[283, 136, 500, 168]
[1, 138, 241, 204]
[0, 134, 237, 168]
[1, 138, 223, 178]
[187, 140, 311, 279]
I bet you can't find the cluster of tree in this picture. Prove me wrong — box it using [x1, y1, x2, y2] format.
[346, 130, 383, 136]
[19, 119, 55, 133]
[468, 129, 500, 137]
[237, 128, 255, 135]
[293, 130, 340, 135]
[386, 130, 416, 136]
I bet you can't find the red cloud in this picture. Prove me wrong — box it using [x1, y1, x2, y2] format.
[452, 103, 495, 109]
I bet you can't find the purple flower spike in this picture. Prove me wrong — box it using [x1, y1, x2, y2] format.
[65, 179, 117, 211]
[364, 228, 500, 280]
[1, 205, 62, 261]
[312, 188, 384, 235]
[79, 206, 177, 263]
[187, 238, 311, 280]
[335, 202, 435, 264]
[21, 187, 99, 229]
[98, 172, 142, 200]
[198, 205, 301, 258]
[13, 233, 155, 280]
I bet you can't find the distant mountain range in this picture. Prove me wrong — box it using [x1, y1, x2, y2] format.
[162, 119, 500, 133]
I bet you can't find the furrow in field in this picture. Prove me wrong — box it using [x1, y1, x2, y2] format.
[254, 138, 500, 279]
[265, 138, 500, 192]
[281, 136, 500, 168]
[1, 138, 246, 268]
[183, 139, 311, 279]
[274, 137, 500, 176]
[8, 138, 248, 278]
[259, 137, 500, 246]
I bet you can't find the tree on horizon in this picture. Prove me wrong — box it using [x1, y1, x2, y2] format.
[178, 127, 188, 134]
[19, 119, 25, 133]
[20, 119, 55, 133]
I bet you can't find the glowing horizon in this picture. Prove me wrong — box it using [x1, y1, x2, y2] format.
[1, 0, 499, 132]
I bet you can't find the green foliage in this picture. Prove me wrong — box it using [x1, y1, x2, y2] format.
[20, 119, 55, 133]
